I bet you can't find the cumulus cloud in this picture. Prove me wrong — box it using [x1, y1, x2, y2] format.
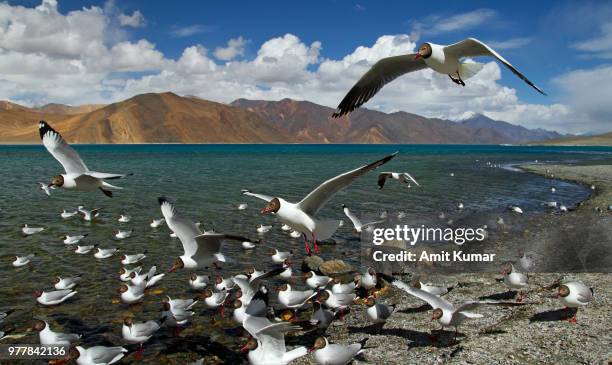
[213, 36, 247, 61]
[118, 10, 145, 28]
[0, 0, 606, 134]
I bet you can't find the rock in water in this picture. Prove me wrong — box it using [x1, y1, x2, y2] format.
[319, 259, 354, 276]
[302, 255, 324, 272]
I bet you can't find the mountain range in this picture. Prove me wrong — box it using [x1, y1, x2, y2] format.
[0, 92, 576, 144]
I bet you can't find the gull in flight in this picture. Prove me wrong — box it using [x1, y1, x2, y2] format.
[159, 197, 249, 271]
[382, 273, 524, 342]
[342, 204, 385, 233]
[377, 172, 420, 190]
[39, 121, 130, 197]
[332, 38, 545, 117]
[78, 206, 99, 221]
[242, 152, 397, 254]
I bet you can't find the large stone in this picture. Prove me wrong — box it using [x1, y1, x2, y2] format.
[301, 255, 324, 272]
[319, 259, 355, 276]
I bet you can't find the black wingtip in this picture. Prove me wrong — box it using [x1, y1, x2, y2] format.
[38, 120, 54, 139]
[158, 197, 169, 205]
[358, 337, 369, 349]
[379, 273, 396, 283]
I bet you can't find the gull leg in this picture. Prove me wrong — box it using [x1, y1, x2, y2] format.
[135, 343, 144, 361]
[456, 71, 465, 86]
[303, 234, 312, 255]
[516, 291, 524, 303]
[312, 233, 320, 254]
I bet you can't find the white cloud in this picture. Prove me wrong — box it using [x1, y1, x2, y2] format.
[118, 10, 145, 28]
[486, 37, 532, 50]
[571, 22, 612, 59]
[213, 36, 247, 61]
[412, 9, 497, 38]
[170, 25, 207, 37]
[0, 1, 606, 134]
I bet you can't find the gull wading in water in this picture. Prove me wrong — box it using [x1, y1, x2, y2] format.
[242, 152, 397, 254]
[159, 197, 250, 271]
[39, 121, 130, 198]
[332, 38, 545, 117]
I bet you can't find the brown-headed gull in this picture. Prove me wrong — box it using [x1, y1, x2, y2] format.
[78, 206, 99, 221]
[201, 289, 229, 311]
[119, 266, 141, 281]
[74, 244, 97, 255]
[31, 320, 81, 345]
[257, 224, 272, 234]
[242, 289, 307, 364]
[118, 214, 131, 223]
[117, 282, 145, 304]
[52, 275, 82, 290]
[35, 289, 77, 306]
[342, 204, 385, 233]
[501, 263, 528, 301]
[122, 317, 161, 360]
[316, 290, 356, 311]
[189, 273, 210, 290]
[130, 266, 164, 288]
[270, 249, 293, 264]
[214, 275, 236, 291]
[411, 278, 453, 296]
[69, 346, 127, 365]
[60, 209, 78, 219]
[22, 224, 44, 235]
[331, 279, 357, 294]
[377, 172, 420, 189]
[159, 197, 248, 271]
[356, 267, 378, 290]
[121, 252, 146, 265]
[332, 38, 544, 117]
[12, 254, 34, 267]
[94, 247, 118, 259]
[39, 121, 129, 198]
[365, 296, 396, 324]
[62, 234, 87, 245]
[114, 229, 132, 240]
[243, 152, 397, 254]
[556, 281, 594, 323]
[310, 337, 367, 365]
[305, 271, 332, 289]
[277, 283, 316, 309]
[150, 218, 165, 228]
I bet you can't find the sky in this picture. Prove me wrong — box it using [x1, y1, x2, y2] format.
[0, 0, 611, 134]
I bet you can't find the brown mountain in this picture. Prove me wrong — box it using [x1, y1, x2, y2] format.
[1, 93, 291, 143]
[231, 98, 509, 144]
[0, 92, 568, 144]
[36, 103, 105, 115]
[530, 132, 612, 146]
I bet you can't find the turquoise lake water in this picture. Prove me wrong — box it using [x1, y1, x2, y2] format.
[0, 143, 610, 362]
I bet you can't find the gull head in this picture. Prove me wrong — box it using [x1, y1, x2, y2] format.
[123, 317, 133, 327]
[234, 289, 243, 299]
[241, 337, 258, 353]
[316, 290, 330, 303]
[31, 320, 46, 332]
[365, 297, 376, 307]
[202, 289, 213, 298]
[431, 308, 443, 321]
[232, 299, 243, 309]
[304, 271, 314, 279]
[310, 337, 328, 352]
[69, 347, 81, 361]
[500, 262, 514, 275]
[117, 285, 128, 294]
[276, 283, 289, 292]
[410, 279, 422, 289]
[190, 272, 199, 281]
[415, 43, 432, 60]
[260, 198, 280, 215]
[557, 284, 570, 298]
[33, 290, 43, 298]
[51, 277, 61, 285]
[168, 258, 184, 272]
[49, 175, 64, 188]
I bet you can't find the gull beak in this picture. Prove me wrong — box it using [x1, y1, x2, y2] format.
[414, 53, 422, 60]
[240, 345, 249, 353]
[167, 265, 178, 273]
[308, 347, 316, 353]
[260, 207, 271, 215]
[47, 183, 54, 188]
[430, 316, 435, 321]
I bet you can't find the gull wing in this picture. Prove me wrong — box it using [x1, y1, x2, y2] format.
[297, 153, 397, 216]
[191, 233, 247, 264]
[377, 172, 392, 189]
[158, 197, 201, 257]
[241, 189, 273, 202]
[401, 172, 420, 187]
[39, 121, 88, 174]
[333, 55, 427, 117]
[381, 274, 453, 310]
[44, 289, 74, 302]
[444, 38, 546, 95]
[343, 205, 363, 230]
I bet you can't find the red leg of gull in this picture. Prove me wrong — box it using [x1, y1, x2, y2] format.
[312, 233, 320, 254]
[516, 292, 524, 303]
[135, 343, 144, 361]
[303, 234, 312, 255]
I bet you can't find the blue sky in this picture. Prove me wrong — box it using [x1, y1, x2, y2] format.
[2, 0, 611, 133]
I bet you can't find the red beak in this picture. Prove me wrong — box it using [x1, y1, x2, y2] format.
[240, 345, 249, 353]
[167, 265, 178, 273]
[308, 347, 315, 353]
[430, 316, 435, 321]
[414, 54, 422, 60]
[260, 207, 271, 215]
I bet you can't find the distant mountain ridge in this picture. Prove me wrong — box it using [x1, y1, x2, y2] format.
[0, 92, 570, 144]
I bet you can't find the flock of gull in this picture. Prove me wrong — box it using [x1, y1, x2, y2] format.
[0, 119, 596, 365]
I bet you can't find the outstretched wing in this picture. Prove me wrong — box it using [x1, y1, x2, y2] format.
[298, 152, 398, 216]
[158, 197, 201, 257]
[39, 121, 88, 174]
[343, 205, 363, 230]
[380, 273, 453, 310]
[241, 189, 273, 202]
[333, 55, 427, 117]
[444, 38, 546, 95]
